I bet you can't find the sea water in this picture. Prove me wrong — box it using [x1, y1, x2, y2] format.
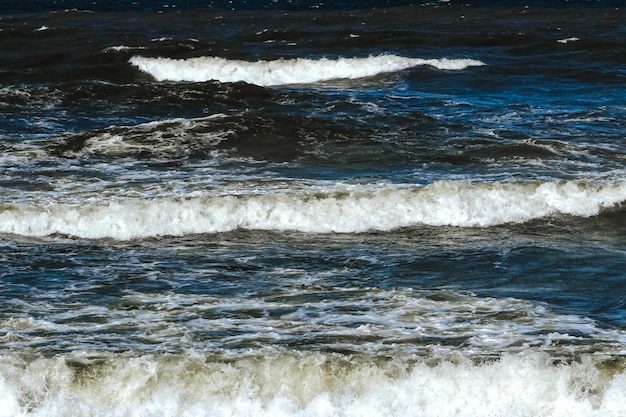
[1, 1, 625, 416]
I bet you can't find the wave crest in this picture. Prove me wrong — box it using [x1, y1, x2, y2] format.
[128, 54, 485, 86]
[1, 181, 624, 240]
[1, 352, 625, 417]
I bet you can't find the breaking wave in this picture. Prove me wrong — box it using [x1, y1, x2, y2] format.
[0, 181, 624, 240]
[1, 352, 625, 417]
[128, 54, 485, 85]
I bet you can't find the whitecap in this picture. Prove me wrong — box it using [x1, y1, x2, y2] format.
[0, 352, 624, 417]
[557, 37, 580, 44]
[0, 180, 624, 240]
[128, 54, 485, 86]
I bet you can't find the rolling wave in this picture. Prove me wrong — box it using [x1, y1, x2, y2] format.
[1, 352, 625, 417]
[0, 181, 624, 240]
[128, 54, 485, 85]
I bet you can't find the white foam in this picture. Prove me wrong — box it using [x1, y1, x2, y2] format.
[0, 352, 624, 417]
[557, 37, 580, 44]
[6, 287, 623, 355]
[0, 180, 624, 240]
[103, 45, 148, 53]
[128, 54, 485, 86]
[64, 115, 231, 157]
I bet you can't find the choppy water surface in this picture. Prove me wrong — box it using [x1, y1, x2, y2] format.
[1, 1, 625, 416]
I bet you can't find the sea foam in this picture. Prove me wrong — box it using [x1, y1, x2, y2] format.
[0, 181, 624, 240]
[128, 54, 485, 85]
[0, 352, 625, 417]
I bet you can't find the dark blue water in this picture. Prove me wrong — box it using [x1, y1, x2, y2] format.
[1, 1, 625, 416]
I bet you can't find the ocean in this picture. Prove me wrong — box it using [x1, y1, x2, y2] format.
[1, 1, 625, 416]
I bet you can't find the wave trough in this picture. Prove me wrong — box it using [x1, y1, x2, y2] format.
[1, 181, 624, 240]
[128, 54, 485, 85]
